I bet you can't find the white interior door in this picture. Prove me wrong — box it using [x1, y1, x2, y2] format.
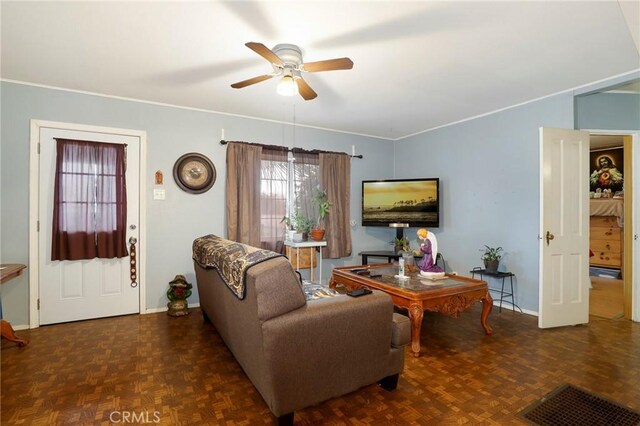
[539, 127, 590, 328]
[38, 127, 140, 325]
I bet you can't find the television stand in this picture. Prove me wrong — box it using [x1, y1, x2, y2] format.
[389, 223, 409, 241]
[358, 250, 423, 265]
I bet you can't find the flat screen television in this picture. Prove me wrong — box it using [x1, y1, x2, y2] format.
[362, 178, 440, 228]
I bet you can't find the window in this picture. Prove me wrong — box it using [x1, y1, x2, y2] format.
[226, 141, 351, 258]
[51, 139, 128, 261]
[259, 149, 319, 252]
[260, 148, 288, 252]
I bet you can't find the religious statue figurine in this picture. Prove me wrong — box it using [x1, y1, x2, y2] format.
[416, 228, 445, 279]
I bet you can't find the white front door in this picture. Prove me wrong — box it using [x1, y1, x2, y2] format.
[539, 127, 590, 328]
[38, 126, 140, 325]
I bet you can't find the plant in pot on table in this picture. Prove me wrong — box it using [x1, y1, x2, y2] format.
[310, 189, 332, 241]
[481, 245, 503, 273]
[297, 216, 314, 241]
[283, 213, 314, 242]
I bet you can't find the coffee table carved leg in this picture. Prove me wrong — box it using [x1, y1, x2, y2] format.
[328, 276, 336, 290]
[480, 291, 493, 335]
[1, 320, 28, 347]
[408, 302, 424, 357]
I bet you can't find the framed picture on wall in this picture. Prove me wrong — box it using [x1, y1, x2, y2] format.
[590, 148, 623, 192]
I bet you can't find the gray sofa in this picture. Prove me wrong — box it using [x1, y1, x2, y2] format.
[194, 249, 409, 425]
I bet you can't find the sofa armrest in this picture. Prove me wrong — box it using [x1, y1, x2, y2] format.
[391, 313, 411, 348]
[260, 291, 403, 415]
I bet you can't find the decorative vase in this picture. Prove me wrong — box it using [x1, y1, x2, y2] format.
[310, 228, 325, 241]
[484, 260, 499, 274]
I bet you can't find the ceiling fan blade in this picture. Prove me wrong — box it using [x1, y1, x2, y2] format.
[302, 57, 353, 72]
[245, 42, 284, 66]
[230, 74, 273, 89]
[296, 78, 318, 101]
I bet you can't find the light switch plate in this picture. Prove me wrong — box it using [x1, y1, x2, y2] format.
[153, 189, 166, 200]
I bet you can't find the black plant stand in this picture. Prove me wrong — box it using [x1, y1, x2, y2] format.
[470, 267, 522, 313]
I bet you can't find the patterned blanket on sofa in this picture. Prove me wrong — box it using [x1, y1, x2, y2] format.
[192, 235, 282, 299]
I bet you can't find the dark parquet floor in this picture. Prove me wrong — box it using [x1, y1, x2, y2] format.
[2, 305, 639, 425]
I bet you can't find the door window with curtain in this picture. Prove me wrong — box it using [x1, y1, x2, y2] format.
[51, 139, 128, 261]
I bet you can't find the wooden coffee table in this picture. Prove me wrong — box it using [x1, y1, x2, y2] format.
[330, 264, 492, 357]
[1, 264, 29, 347]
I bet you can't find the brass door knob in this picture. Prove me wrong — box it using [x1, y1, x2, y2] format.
[546, 231, 555, 246]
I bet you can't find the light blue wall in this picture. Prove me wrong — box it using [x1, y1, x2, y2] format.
[575, 92, 640, 131]
[3, 74, 635, 325]
[0, 81, 393, 326]
[393, 94, 575, 312]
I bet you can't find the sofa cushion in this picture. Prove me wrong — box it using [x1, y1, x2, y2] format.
[247, 257, 307, 322]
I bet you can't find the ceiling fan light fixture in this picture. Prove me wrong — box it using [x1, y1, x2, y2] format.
[232, 41, 352, 100]
[277, 75, 298, 96]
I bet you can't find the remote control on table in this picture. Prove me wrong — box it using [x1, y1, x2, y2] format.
[347, 288, 373, 297]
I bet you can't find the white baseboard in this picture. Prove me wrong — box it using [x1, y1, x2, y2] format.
[145, 303, 200, 314]
[491, 300, 538, 317]
[11, 324, 30, 331]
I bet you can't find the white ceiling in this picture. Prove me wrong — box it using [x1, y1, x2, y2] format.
[591, 134, 624, 149]
[2, 1, 639, 140]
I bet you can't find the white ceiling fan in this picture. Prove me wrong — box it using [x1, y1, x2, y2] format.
[230, 42, 354, 100]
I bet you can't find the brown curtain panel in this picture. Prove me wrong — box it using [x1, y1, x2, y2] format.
[260, 147, 289, 252]
[51, 139, 128, 261]
[320, 152, 352, 258]
[226, 142, 262, 247]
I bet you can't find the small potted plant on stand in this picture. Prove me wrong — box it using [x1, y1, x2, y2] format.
[310, 189, 332, 241]
[480, 245, 503, 273]
[393, 236, 410, 254]
[292, 213, 314, 241]
[281, 216, 295, 241]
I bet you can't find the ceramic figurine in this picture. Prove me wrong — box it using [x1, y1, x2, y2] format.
[416, 228, 445, 279]
[167, 275, 193, 316]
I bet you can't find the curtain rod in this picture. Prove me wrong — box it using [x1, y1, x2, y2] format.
[219, 140, 363, 159]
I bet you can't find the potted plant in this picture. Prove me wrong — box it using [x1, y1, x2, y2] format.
[480, 245, 503, 273]
[281, 215, 295, 241]
[296, 215, 314, 241]
[310, 189, 332, 241]
[282, 213, 308, 242]
[393, 236, 410, 254]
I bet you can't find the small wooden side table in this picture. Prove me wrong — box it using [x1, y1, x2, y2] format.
[1, 264, 29, 346]
[284, 240, 327, 284]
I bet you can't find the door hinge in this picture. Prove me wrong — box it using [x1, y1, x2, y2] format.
[37, 220, 40, 232]
[37, 143, 40, 154]
[37, 298, 40, 310]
